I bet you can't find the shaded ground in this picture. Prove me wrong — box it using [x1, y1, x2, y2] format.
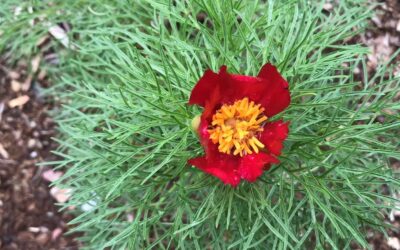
[361, 0, 400, 75]
[0, 61, 78, 249]
[356, 1, 400, 249]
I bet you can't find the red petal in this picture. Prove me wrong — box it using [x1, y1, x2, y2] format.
[188, 69, 220, 107]
[197, 117, 217, 156]
[238, 153, 279, 182]
[189, 117, 241, 186]
[260, 120, 289, 156]
[258, 63, 288, 87]
[218, 63, 290, 117]
[188, 67, 229, 120]
[218, 67, 265, 105]
[188, 155, 241, 186]
[257, 63, 290, 117]
[189, 64, 290, 120]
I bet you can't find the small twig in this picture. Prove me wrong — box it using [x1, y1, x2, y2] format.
[0, 143, 9, 159]
[0, 159, 16, 165]
[0, 102, 4, 122]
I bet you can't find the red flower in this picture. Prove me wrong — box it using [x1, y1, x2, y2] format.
[188, 63, 290, 187]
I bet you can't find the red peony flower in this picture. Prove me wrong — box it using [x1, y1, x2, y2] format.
[188, 63, 291, 187]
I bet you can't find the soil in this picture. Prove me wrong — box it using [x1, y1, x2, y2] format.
[357, 1, 400, 249]
[0, 60, 79, 249]
[361, 0, 400, 75]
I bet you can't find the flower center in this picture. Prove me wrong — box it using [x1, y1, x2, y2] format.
[208, 97, 267, 156]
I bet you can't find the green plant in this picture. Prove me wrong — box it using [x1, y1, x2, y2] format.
[1, 0, 399, 249]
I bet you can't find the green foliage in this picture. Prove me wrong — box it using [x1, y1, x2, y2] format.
[1, 0, 400, 249]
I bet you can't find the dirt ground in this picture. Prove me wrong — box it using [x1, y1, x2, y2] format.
[0, 1, 399, 250]
[0, 61, 79, 249]
[360, 0, 400, 249]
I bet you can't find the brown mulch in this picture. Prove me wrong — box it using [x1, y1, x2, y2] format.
[361, 0, 400, 75]
[0, 60, 79, 249]
[359, 0, 400, 249]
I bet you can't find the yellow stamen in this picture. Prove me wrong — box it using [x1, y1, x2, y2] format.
[208, 97, 268, 156]
[248, 138, 259, 153]
[252, 137, 265, 148]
